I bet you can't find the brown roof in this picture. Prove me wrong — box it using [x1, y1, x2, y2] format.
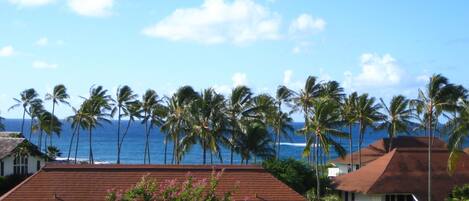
[0, 164, 305, 201]
[333, 147, 469, 201]
[332, 136, 447, 166]
[464, 148, 469, 155]
[0, 137, 25, 160]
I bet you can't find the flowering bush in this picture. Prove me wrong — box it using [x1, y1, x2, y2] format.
[106, 169, 238, 201]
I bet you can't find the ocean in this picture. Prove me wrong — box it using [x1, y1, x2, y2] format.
[3, 119, 402, 164]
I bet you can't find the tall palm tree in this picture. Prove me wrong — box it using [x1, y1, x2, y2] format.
[141, 89, 159, 164]
[446, 99, 469, 174]
[112, 86, 138, 164]
[83, 86, 112, 164]
[235, 121, 274, 164]
[302, 98, 347, 199]
[340, 92, 357, 172]
[161, 86, 198, 164]
[355, 93, 383, 168]
[119, 101, 142, 163]
[225, 86, 254, 165]
[292, 76, 322, 164]
[66, 106, 87, 163]
[379, 95, 414, 152]
[274, 86, 295, 159]
[9, 88, 41, 134]
[45, 84, 70, 146]
[411, 74, 466, 201]
[181, 88, 227, 164]
[27, 100, 45, 140]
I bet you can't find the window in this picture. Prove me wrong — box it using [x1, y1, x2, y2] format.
[351, 193, 355, 201]
[36, 160, 41, 171]
[344, 192, 348, 201]
[13, 156, 28, 175]
[386, 194, 415, 201]
[1, 160, 4, 176]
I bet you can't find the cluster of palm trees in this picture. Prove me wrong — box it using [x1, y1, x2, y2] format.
[4, 74, 469, 200]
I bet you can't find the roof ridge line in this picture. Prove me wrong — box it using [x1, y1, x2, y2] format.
[365, 148, 398, 193]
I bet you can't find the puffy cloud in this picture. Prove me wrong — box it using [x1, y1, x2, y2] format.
[32, 60, 58, 69]
[142, 0, 281, 44]
[289, 14, 326, 35]
[0, 46, 14, 57]
[68, 0, 114, 17]
[35, 37, 49, 46]
[354, 53, 404, 87]
[8, 0, 54, 7]
[232, 72, 248, 86]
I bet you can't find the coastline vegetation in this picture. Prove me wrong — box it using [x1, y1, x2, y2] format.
[1, 74, 469, 200]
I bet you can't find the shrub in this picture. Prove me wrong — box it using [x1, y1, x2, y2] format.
[262, 158, 315, 194]
[106, 169, 238, 201]
[0, 174, 31, 196]
[447, 184, 469, 201]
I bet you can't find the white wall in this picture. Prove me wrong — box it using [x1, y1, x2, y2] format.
[0, 154, 45, 176]
[328, 163, 359, 177]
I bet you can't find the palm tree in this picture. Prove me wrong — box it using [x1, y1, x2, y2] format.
[0, 113, 4, 131]
[141, 89, 159, 164]
[274, 86, 295, 159]
[302, 98, 347, 199]
[34, 111, 62, 153]
[118, 101, 142, 163]
[235, 121, 274, 164]
[112, 86, 138, 164]
[83, 86, 112, 164]
[161, 86, 198, 164]
[225, 86, 254, 165]
[27, 100, 45, 140]
[45, 84, 70, 146]
[9, 88, 41, 134]
[340, 92, 357, 172]
[446, 99, 469, 174]
[355, 93, 383, 168]
[379, 95, 414, 152]
[411, 74, 466, 201]
[66, 106, 87, 163]
[292, 76, 322, 164]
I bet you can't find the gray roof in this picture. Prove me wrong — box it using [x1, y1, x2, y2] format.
[0, 137, 25, 159]
[0, 132, 22, 138]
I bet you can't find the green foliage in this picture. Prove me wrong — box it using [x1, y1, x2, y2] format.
[447, 184, 469, 201]
[106, 170, 237, 201]
[262, 158, 315, 194]
[0, 174, 31, 195]
[47, 146, 62, 160]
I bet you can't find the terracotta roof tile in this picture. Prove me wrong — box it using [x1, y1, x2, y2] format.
[333, 146, 469, 201]
[0, 164, 305, 201]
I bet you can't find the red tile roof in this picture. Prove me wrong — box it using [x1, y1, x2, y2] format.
[0, 164, 305, 201]
[332, 136, 447, 166]
[333, 147, 469, 201]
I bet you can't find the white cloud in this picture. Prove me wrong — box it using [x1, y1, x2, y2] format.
[142, 0, 281, 44]
[289, 14, 326, 35]
[8, 0, 54, 7]
[0, 46, 14, 57]
[35, 37, 49, 46]
[68, 0, 114, 17]
[232, 72, 248, 86]
[32, 60, 58, 69]
[354, 53, 404, 87]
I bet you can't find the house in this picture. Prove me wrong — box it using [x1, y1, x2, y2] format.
[332, 141, 469, 201]
[0, 132, 46, 177]
[328, 136, 446, 177]
[0, 164, 306, 201]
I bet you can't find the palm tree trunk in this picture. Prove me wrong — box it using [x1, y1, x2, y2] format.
[164, 135, 168, 164]
[50, 103, 56, 147]
[428, 108, 433, 201]
[117, 107, 121, 164]
[202, 138, 207, 165]
[29, 117, 34, 139]
[21, 109, 26, 134]
[147, 126, 152, 164]
[74, 128, 80, 164]
[118, 119, 132, 164]
[349, 124, 353, 172]
[230, 117, 235, 165]
[67, 125, 78, 161]
[39, 130, 43, 151]
[276, 127, 281, 160]
[89, 127, 94, 164]
[315, 134, 321, 199]
[143, 112, 148, 164]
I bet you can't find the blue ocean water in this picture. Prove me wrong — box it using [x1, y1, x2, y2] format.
[3, 119, 393, 164]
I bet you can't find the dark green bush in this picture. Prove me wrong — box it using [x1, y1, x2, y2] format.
[447, 184, 469, 201]
[0, 174, 31, 195]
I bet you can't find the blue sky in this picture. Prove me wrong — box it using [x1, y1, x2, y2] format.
[0, 0, 468, 120]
